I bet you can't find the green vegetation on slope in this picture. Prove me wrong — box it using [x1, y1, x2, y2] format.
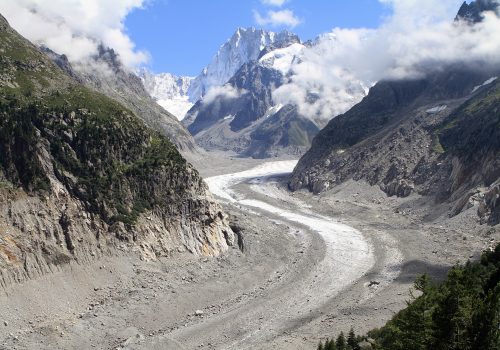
[0, 17, 194, 227]
[316, 244, 500, 350]
[437, 81, 500, 162]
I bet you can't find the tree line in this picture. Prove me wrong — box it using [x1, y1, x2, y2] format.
[316, 243, 500, 350]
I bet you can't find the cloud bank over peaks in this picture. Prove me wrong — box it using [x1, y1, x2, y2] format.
[0, 0, 148, 68]
[271, 0, 500, 121]
[202, 85, 247, 105]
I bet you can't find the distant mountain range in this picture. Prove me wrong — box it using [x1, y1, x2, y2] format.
[141, 27, 366, 157]
[139, 27, 300, 121]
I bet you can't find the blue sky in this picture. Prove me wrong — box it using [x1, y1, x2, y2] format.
[125, 1, 390, 76]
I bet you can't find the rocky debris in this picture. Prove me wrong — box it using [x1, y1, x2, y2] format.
[194, 310, 204, 316]
[381, 179, 415, 198]
[478, 181, 500, 225]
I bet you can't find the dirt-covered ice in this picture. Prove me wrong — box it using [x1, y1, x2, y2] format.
[1, 154, 496, 350]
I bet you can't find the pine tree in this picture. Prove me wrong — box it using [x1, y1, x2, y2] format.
[336, 332, 347, 350]
[347, 328, 359, 350]
[317, 341, 324, 350]
[326, 338, 337, 350]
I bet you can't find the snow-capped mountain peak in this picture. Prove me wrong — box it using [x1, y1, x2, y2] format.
[138, 68, 194, 120]
[187, 27, 300, 101]
[138, 27, 300, 120]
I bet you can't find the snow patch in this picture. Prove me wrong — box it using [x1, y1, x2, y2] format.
[472, 77, 498, 93]
[426, 105, 448, 114]
[156, 97, 193, 121]
[138, 68, 194, 120]
[263, 104, 284, 118]
[259, 43, 305, 74]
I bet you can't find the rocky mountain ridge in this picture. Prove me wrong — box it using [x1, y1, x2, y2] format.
[182, 32, 367, 158]
[188, 27, 300, 102]
[42, 45, 197, 153]
[289, 1, 500, 224]
[289, 67, 500, 224]
[183, 55, 320, 158]
[456, 0, 499, 22]
[0, 14, 233, 288]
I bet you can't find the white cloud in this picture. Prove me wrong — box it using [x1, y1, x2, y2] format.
[254, 9, 302, 28]
[260, 0, 288, 7]
[0, 0, 148, 68]
[271, 0, 500, 121]
[203, 85, 247, 104]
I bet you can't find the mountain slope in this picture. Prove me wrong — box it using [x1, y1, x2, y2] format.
[184, 56, 320, 158]
[289, 67, 500, 224]
[43, 46, 197, 153]
[183, 33, 368, 158]
[0, 14, 233, 288]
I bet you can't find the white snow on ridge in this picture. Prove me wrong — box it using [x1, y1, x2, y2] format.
[259, 43, 305, 74]
[137, 28, 299, 120]
[426, 105, 447, 114]
[263, 104, 284, 118]
[188, 28, 299, 102]
[472, 76, 498, 93]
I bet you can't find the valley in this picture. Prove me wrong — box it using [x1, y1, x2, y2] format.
[0, 1, 499, 349]
[1, 153, 495, 350]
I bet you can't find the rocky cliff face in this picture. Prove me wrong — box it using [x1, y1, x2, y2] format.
[289, 67, 500, 224]
[0, 14, 233, 288]
[182, 28, 369, 158]
[182, 34, 327, 158]
[43, 45, 197, 154]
